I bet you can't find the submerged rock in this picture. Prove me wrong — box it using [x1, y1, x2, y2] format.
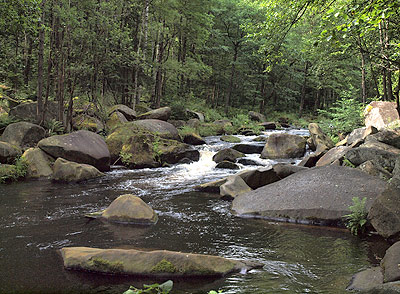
[60, 247, 261, 277]
[38, 130, 110, 172]
[232, 166, 387, 226]
[220, 135, 241, 143]
[215, 161, 240, 170]
[86, 194, 157, 225]
[52, 158, 104, 182]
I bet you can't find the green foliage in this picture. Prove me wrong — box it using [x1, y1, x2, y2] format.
[178, 126, 198, 140]
[169, 101, 188, 121]
[208, 291, 224, 294]
[344, 197, 368, 236]
[87, 258, 124, 274]
[150, 259, 177, 273]
[123, 280, 173, 294]
[0, 156, 28, 183]
[318, 97, 364, 135]
[342, 157, 355, 168]
[119, 151, 133, 166]
[0, 114, 18, 132]
[231, 114, 263, 135]
[44, 119, 64, 136]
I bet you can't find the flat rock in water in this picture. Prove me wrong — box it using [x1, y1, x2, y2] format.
[60, 247, 261, 277]
[52, 158, 104, 182]
[232, 144, 263, 154]
[38, 130, 110, 171]
[232, 165, 387, 226]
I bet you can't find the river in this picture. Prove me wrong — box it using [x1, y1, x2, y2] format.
[0, 129, 388, 293]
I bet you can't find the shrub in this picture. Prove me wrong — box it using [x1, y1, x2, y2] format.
[318, 97, 364, 135]
[343, 197, 368, 235]
[0, 156, 28, 183]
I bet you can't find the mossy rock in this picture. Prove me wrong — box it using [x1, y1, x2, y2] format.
[73, 115, 104, 133]
[60, 247, 262, 277]
[221, 135, 241, 143]
[22, 147, 53, 178]
[0, 164, 17, 183]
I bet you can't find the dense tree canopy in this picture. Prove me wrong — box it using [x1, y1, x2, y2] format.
[0, 0, 399, 122]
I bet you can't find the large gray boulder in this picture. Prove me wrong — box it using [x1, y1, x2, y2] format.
[368, 187, 400, 239]
[132, 119, 180, 141]
[232, 166, 387, 226]
[9, 101, 58, 123]
[248, 111, 266, 122]
[137, 107, 171, 121]
[364, 101, 399, 130]
[213, 148, 244, 163]
[60, 247, 260, 277]
[381, 242, 400, 283]
[366, 129, 400, 149]
[261, 133, 306, 159]
[220, 175, 252, 200]
[345, 147, 398, 172]
[86, 194, 157, 225]
[52, 158, 104, 182]
[22, 147, 53, 178]
[347, 267, 383, 291]
[308, 123, 334, 151]
[0, 141, 21, 163]
[361, 139, 400, 154]
[38, 130, 111, 171]
[108, 104, 136, 121]
[1, 122, 45, 149]
[316, 146, 350, 166]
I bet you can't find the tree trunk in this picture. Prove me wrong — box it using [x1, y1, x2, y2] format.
[37, 0, 46, 123]
[379, 20, 388, 100]
[225, 44, 239, 114]
[360, 50, 366, 104]
[299, 61, 309, 117]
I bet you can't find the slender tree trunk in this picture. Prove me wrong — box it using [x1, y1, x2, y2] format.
[370, 63, 380, 98]
[379, 21, 388, 100]
[225, 44, 239, 114]
[37, 0, 46, 123]
[23, 34, 33, 86]
[299, 61, 309, 117]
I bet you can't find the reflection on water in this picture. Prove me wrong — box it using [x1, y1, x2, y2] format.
[0, 130, 389, 294]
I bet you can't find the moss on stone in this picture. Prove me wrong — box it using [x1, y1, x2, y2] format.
[221, 135, 241, 143]
[150, 259, 177, 273]
[87, 257, 124, 274]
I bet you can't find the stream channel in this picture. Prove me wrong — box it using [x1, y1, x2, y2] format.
[0, 128, 388, 294]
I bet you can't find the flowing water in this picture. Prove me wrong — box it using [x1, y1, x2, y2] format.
[0, 129, 388, 294]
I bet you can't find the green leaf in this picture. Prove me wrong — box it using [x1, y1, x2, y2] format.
[159, 280, 173, 293]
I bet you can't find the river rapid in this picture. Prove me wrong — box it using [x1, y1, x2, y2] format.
[0, 129, 388, 294]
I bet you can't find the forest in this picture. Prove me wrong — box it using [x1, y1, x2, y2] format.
[0, 0, 399, 128]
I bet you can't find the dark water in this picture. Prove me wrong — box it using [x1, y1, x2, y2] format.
[0, 132, 389, 294]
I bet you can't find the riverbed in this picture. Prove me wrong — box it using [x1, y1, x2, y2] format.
[0, 130, 388, 293]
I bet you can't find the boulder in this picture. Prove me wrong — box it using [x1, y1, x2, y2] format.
[220, 175, 252, 200]
[108, 104, 136, 121]
[137, 107, 171, 121]
[232, 144, 263, 154]
[52, 158, 104, 182]
[106, 111, 128, 131]
[21, 148, 53, 178]
[358, 160, 392, 180]
[237, 158, 261, 166]
[196, 178, 228, 193]
[0, 164, 19, 182]
[9, 101, 58, 123]
[72, 115, 104, 133]
[0, 141, 21, 163]
[220, 135, 241, 143]
[308, 123, 334, 151]
[1, 122, 46, 149]
[106, 123, 198, 168]
[133, 119, 180, 141]
[187, 118, 201, 129]
[232, 166, 387, 226]
[361, 139, 400, 154]
[347, 127, 367, 147]
[60, 247, 260, 277]
[212, 148, 244, 163]
[298, 150, 325, 168]
[38, 130, 111, 171]
[345, 147, 398, 172]
[186, 109, 204, 122]
[261, 133, 306, 159]
[183, 133, 206, 145]
[316, 146, 350, 167]
[215, 161, 240, 170]
[167, 120, 186, 129]
[368, 187, 400, 239]
[362, 282, 400, 294]
[259, 122, 276, 130]
[366, 129, 400, 149]
[365, 101, 399, 130]
[381, 242, 400, 283]
[86, 194, 157, 225]
[248, 111, 266, 122]
[347, 267, 383, 291]
[272, 163, 308, 179]
[253, 136, 267, 142]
